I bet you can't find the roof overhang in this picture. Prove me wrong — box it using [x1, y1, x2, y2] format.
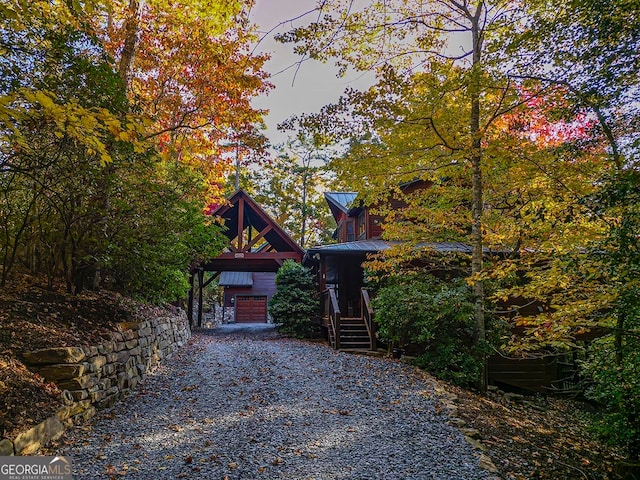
[218, 271, 253, 287]
[201, 252, 303, 273]
[304, 240, 497, 264]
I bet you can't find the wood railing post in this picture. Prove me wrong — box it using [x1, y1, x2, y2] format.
[371, 318, 377, 351]
[187, 273, 194, 327]
[361, 288, 376, 351]
[197, 268, 204, 328]
[334, 309, 341, 350]
[327, 288, 341, 350]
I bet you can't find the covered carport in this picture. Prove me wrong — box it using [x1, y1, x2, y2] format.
[188, 190, 304, 327]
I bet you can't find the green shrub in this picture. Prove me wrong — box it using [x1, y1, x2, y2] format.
[372, 273, 491, 387]
[583, 332, 640, 459]
[269, 260, 319, 338]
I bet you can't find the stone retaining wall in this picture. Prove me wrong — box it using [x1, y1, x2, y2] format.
[2, 311, 190, 456]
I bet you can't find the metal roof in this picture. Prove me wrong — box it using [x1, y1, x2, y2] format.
[324, 192, 358, 213]
[306, 240, 477, 256]
[307, 240, 393, 255]
[218, 271, 253, 286]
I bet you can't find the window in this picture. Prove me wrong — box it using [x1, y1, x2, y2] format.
[358, 212, 366, 239]
[346, 221, 355, 242]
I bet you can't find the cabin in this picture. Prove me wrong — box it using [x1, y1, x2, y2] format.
[304, 180, 475, 349]
[306, 183, 580, 393]
[188, 190, 304, 326]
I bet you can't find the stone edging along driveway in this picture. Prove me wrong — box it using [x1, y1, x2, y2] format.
[57, 324, 495, 479]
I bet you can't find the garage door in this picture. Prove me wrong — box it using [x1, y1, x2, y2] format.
[235, 295, 268, 323]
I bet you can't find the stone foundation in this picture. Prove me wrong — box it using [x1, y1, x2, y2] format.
[4, 311, 190, 455]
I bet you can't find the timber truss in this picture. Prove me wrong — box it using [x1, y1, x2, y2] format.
[187, 190, 304, 326]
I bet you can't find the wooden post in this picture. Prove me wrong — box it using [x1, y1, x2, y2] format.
[334, 308, 341, 350]
[197, 268, 204, 328]
[187, 273, 194, 327]
[237, 198, 245, 251]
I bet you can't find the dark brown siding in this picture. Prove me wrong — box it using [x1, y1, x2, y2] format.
[224, 286, 251, 307]
[368, 214, 384, 239]
[252, 272, 277, 299]
[335, 212, 348, 242]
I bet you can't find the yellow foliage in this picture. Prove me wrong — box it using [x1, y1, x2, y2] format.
[1, 88, 149, 166]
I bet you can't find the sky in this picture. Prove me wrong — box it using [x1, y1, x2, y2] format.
[248, 0, 374, 149]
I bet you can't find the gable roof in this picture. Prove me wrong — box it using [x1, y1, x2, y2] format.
[212, 190, 304, 255]
[324, 181, 434, 222]
[324, 192, 358, 220]
[199, 190, 304, 273]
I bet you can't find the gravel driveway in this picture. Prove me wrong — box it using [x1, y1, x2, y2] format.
[60, 324, 489, 479]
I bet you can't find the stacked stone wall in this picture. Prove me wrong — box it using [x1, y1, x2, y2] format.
[1, 311, 190, 456]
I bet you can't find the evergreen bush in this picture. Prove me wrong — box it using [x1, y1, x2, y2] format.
[269, 260, 319, 338]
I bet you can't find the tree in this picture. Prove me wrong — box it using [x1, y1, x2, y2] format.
[268, 260, 318, 338]
[497, 0, 640, 457]
[112, 0, 243, 87]
[0, 0, 231, 302]
[103, 157, 228, 303]
[277, 1, 530, 390]
[95, 0, 271, 203]
[372, 272, 497, 387]
[0, 6, 145, 289]
[252, 135, 335, 248]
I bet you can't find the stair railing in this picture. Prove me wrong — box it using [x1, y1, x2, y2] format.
[361, 288, 376, 350]
[323, 288, 341, 350]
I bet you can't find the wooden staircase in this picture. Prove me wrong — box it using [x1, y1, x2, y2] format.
[332, 317, 371, 350]
[323, 288, 377, 352]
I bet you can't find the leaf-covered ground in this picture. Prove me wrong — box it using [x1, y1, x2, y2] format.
[1, 275, 628, 478]
[434, 379, 628, 479]
[0, 275, 166, 439]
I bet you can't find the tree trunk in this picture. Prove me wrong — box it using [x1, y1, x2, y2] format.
[470, 3, 487, 393]
[300, 169, 309, 248]
[118, 0, 144, 88]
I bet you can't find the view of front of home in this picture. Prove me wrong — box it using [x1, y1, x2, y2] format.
[1, 0, 639, 478]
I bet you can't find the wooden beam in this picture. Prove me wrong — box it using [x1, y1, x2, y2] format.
[215, 251, 302, 260]
[202, 271, 220, 288]
[187, 274, 194, 327]
[197, 268, 204, 328]
[237, 197, 245, 251]
[245, 225, 272, 251]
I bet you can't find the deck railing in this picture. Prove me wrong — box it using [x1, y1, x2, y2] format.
[361, 288, 376, 350]
[323, 288, 341, 350]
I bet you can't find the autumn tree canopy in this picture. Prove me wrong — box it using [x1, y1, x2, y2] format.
[277, 0, 640, 455]
[278, 0, 535, 390]
[0, 0, 270, 300]
[96, 0, 271, 201]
